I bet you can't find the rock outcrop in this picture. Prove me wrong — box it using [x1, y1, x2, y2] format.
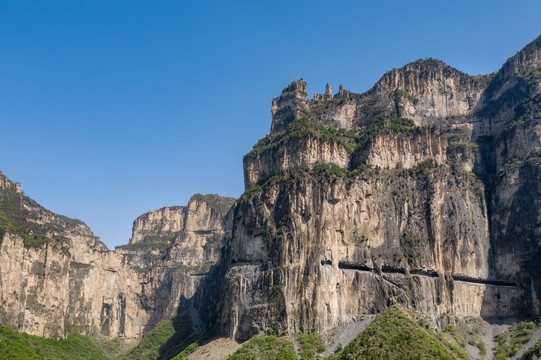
[269, 59, 487, 136]
[0, 170, 236, 339]
[0, 171, 146, 339]
[119, 194, 236, 329]
[218, 35, 541, 341]
[2, 33, 541, 351]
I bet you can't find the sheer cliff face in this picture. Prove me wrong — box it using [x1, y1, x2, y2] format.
[373, 60, 484, 123]
[0, 172, 147, 339]
[122, 194, 235, 326]
[118, 194, 235, 269]
[0, 173, 235, 339]
[2, 34, 541, 346]
[483, 36, 541, 315]
[269, 60, 486, 136]
[226, 140, 514, 340]
[221, 35, 541, 340]
[131, 206, 186, 244]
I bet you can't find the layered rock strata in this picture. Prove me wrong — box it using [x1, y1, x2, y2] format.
[2, 34, 541, 348]
[219, 35, 541, 340]
[0, 171, 235, 339]
[0, 172, 146, 339]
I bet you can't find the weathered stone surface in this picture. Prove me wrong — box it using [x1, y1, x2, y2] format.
[0, 170, 236, 339]
[0, 172, 146, 338]
[373, 59, 485, 124]
[2, 34, 541, 349]
[222, 158, 516, 340]
[271, 79, 309, 132]
[351, 129, 447, 169]
[270, 59, 487, 134]
[218, 34, 541, 341]
[244, 136, 350, 190]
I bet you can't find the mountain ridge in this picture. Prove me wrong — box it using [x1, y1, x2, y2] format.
[2, 32, 541, 360]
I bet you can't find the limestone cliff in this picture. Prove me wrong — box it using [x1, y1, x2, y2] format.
[269, 59, 487, 136]
[0, 171, 236, 339]
[218, 35, 541, 341]
[119, 194, 236, 329]
[2, 33, 541, 352]
[0, 171, 147, 339]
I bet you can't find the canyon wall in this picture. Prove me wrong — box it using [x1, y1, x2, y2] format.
[0, 172, 235, 339]
[218, 35, 541, 341]
[1, 34, 541, 346]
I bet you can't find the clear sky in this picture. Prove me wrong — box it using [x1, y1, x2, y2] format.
[1, 0, 540, 248]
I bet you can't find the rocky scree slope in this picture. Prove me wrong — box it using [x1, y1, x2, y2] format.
[218, 34, 541, 341]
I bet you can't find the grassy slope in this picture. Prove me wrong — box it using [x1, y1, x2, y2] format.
[495, 319, 541, 359]
[0, 178, 83, 248]
[0, 313, 199, 360]
[121, 313, 198, 360]
[0, 324, 113, 360]
[227, 335, 297, 360]
[191, 193, 236, 215]
[329, 306, 468, 360]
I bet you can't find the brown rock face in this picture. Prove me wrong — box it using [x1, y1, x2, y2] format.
[3, 34, 541, 348]
[269, 60, 487, 135]
[244, 136, 350, 190]
[373, 59, 484, 123]
[0, 171, 146, 338]
[223, 149, 519, 341]
[271, 79, 309, 132]
[0, 170, 236, 339]
[122, 194, 236, 330]
[218, 35, 541, 341]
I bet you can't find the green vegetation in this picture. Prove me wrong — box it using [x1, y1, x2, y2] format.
[170, 341, 199, 360]
[347, 92, 364, 99]
[297, 331, 325, 360]
[0, 210, 49, 247]
[121, 319, 176, 359]
[0, 187, 54, 248]
[477, 341, 487, 355]
[472, 72, 498, 88]
[0, 178, 84, 248]
[443, 324, 455, 335]
[524, 339, 541, 358]
[243, 116, 433, 197]
[228, 335, 297, 360]
[242, 163, 373, 199]
[447, 141, 479, 150]
[191, 194, 236, 215]
[243, 173, 287, 199]
[191, 261, 215, 274]
[395, 88, 419, 104]
[520, 66, 541, 83]
[244, 153, 443, 200]
[312, 163, 367, 178]
[495, 319, 540, 359]
[356, 116, 424, 149]
[0, 314, 200, 360]
[121, 313, 197, 360]
[0, 324, 114, 360]
[329, 306, 469, 360]
[246, 117, 360, 157]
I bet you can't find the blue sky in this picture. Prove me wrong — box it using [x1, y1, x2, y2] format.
[1, 0, 540, 248]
